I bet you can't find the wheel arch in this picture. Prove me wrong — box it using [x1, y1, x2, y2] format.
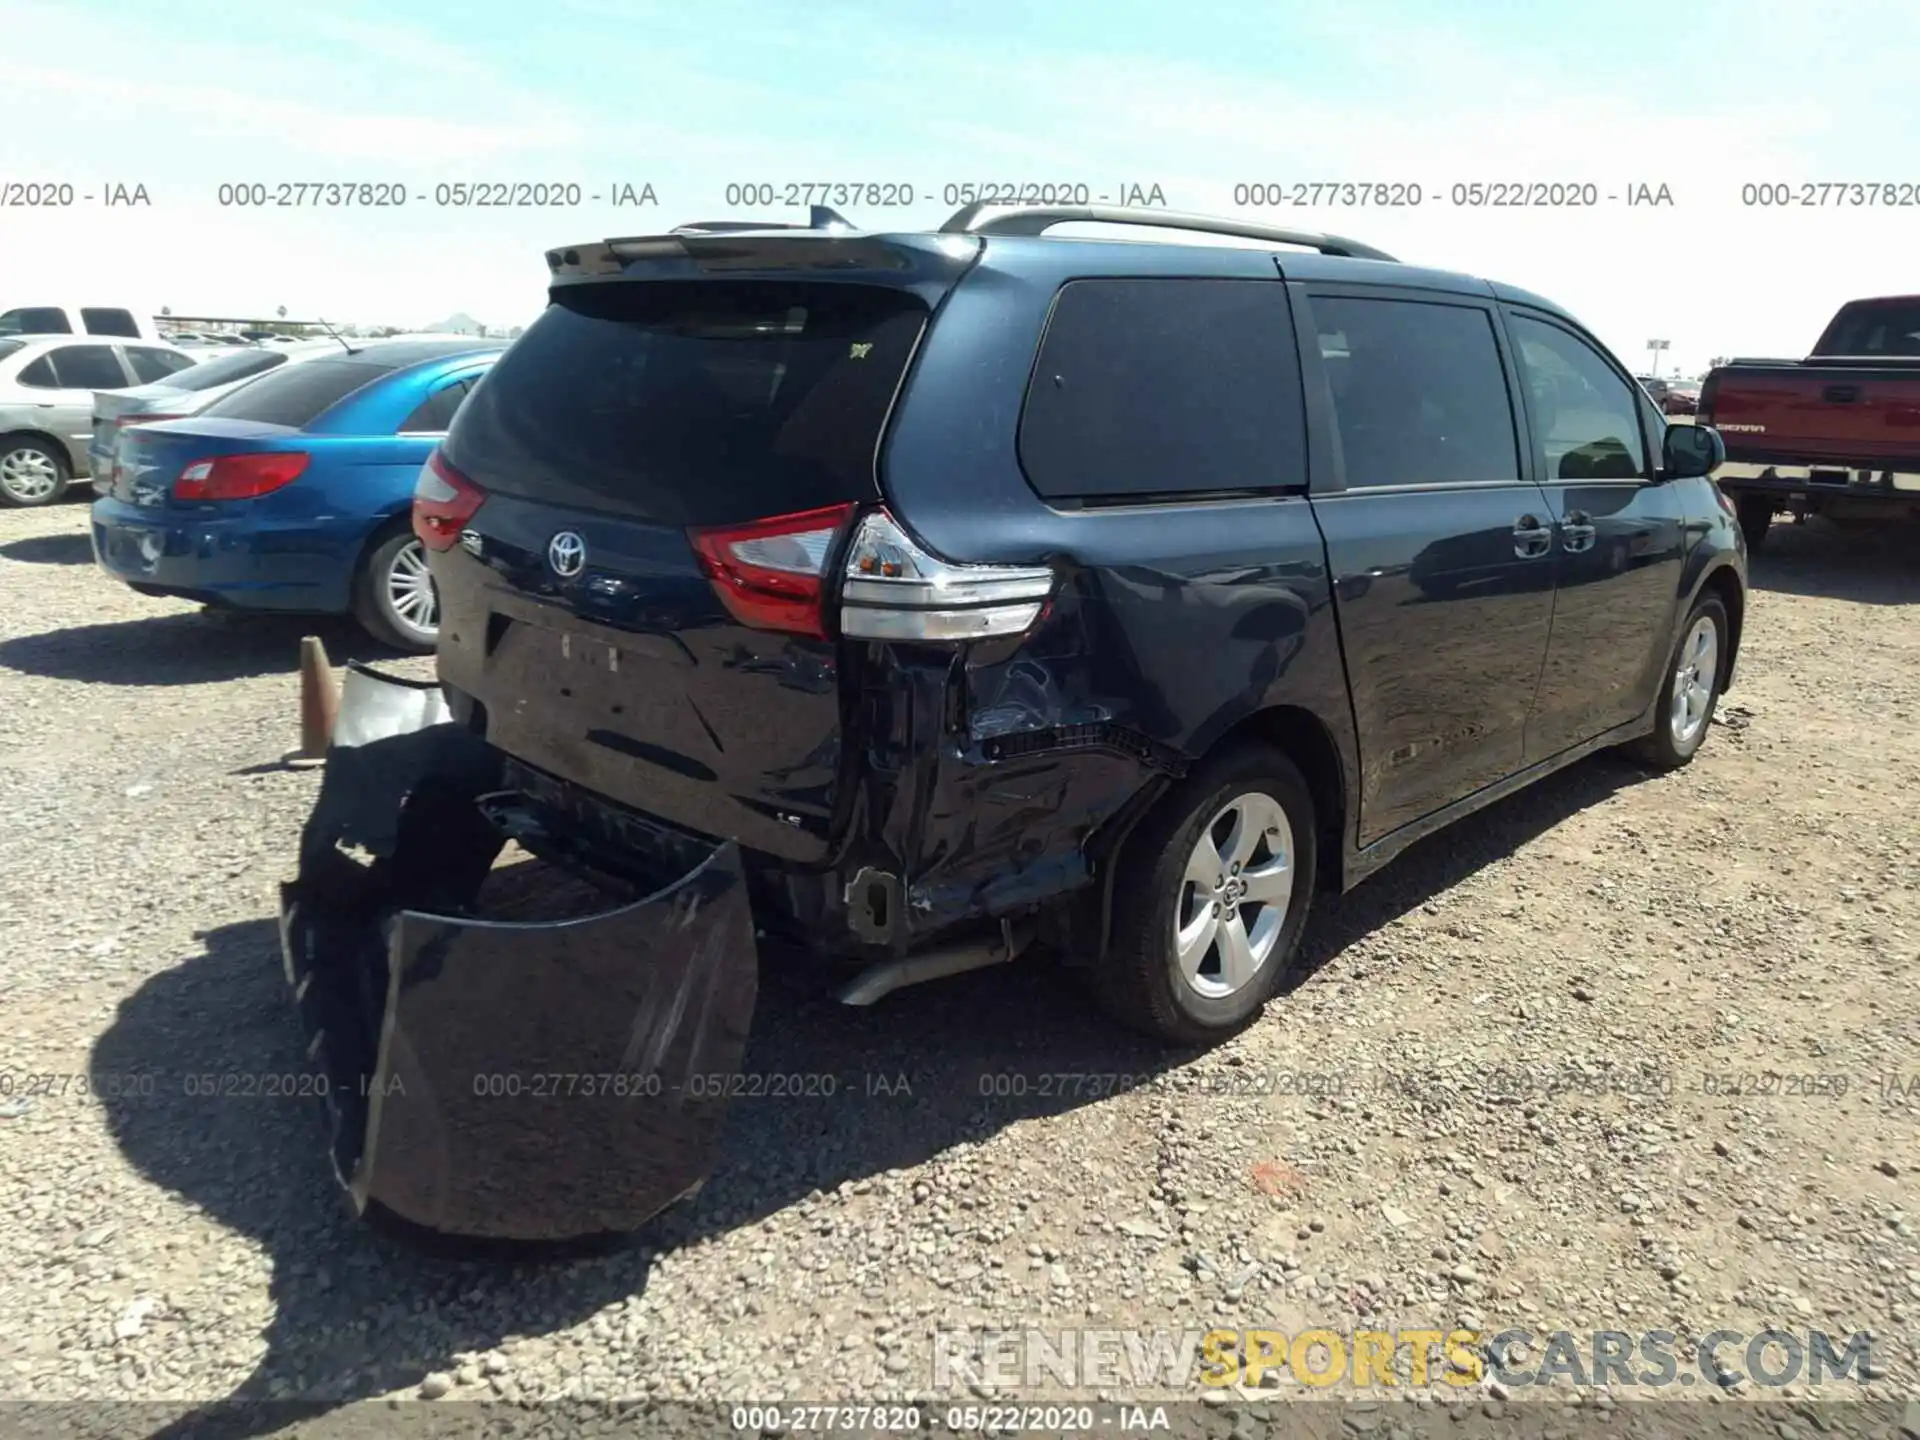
[1692, 562, 1745, 691]
[1199, 703, 1349, 894]
[351, 507, 418, 580]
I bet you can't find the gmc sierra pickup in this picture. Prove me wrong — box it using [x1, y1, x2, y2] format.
[1700, 295, 1920, 549]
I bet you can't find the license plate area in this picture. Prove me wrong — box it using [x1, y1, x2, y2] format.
[559, 629, 622, 675]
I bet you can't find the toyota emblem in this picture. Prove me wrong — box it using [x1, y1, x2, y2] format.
[547, 530, 586, 577]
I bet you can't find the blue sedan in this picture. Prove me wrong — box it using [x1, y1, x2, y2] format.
[91, 337, 505, 651]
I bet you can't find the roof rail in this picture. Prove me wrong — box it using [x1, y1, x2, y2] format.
[937, 203, 1397, 262]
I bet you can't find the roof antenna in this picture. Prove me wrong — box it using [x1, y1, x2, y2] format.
[314, 316, 359, 355]
[810, 205, 856, 231]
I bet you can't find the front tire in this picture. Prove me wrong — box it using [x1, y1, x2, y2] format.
[1626, 595, 1727, 771]
[1095, 744, 1317, 1045]
[354, 529, 439, 653]
[0, 439, 70, 508]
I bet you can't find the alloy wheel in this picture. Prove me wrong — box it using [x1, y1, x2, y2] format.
[0, 448, 61, 503]
[383, 539, 438, 639]
[1174, 790, 1294, 1000]
[1669, 614, 1718, 746]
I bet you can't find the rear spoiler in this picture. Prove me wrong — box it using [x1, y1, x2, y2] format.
[543, 206, 972, 284]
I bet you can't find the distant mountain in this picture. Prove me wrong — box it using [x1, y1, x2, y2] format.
[430, 312, 485, 335]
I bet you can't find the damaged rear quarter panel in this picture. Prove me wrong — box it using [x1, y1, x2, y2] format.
[858, 544, 1352, 945]
[860, 250, 1360, 945]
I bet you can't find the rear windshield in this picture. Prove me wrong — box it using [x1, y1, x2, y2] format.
[0, 307, 72, 335]
[1819, 300, 1920, 357]
[169, 347, 288, 391]
[197, 356, 388, 427]
[445, 281, 927, 527]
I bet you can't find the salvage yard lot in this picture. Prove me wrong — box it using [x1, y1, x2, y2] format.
[0, 498, 1916, 1425]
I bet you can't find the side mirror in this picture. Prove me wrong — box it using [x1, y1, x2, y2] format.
[1661, 422, 1723, 479]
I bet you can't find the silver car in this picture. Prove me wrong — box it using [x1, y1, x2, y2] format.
[87, 339, 346, 486]
[0, 336, 198, 506]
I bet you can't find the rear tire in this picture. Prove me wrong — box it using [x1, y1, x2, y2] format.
[1626, 595, 1728, 771]
[354, 528, 439, 654]
[1094, 744, 1317, 1046]
[0, 439, 69, 508]
[1735, 495, 1774, 552]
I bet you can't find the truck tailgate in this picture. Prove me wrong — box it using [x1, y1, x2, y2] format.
[1703, 362, 1920, 469]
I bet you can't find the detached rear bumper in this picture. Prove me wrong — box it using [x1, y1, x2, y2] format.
[277, 665, 757, 1243]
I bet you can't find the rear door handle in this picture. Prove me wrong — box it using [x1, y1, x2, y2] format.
[1560, 509, 1596, 553]
[1512, 514, 1552, 558]
[1823, 384, 1860, 404]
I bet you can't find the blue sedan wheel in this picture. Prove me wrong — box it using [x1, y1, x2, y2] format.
[354, 530, 439, 653]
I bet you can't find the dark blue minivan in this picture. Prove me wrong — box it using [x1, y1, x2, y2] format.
[279, 207, 1744, 1244]
[427, 206, 1744, 1040]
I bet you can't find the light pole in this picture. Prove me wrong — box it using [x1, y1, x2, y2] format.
[1646, 338, 1670, 379]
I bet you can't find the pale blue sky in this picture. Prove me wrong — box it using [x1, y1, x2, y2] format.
[3, 0, 1915, 374]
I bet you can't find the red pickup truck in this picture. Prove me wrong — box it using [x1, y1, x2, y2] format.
[1699, 295, 1920, 549]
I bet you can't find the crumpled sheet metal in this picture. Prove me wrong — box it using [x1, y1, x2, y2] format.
[278, 663, 757, 1242]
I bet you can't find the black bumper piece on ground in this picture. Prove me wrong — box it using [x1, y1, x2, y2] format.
[276, 664, 757, 1244]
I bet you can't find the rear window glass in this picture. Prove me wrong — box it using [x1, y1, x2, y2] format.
[170, 348, 287, 391]
[0, 307, 72, 335]
[198, 357, 386, 427]
[1017, 278, 1307, 501]
[82, 308, 141, 338]
[1820, 300, 1920, 357]
[445, 282, 927, 527]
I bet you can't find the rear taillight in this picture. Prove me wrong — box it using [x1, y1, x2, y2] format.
[173, 451, 309, 501]
[687, 504, 1059, 642]
[688, 503, 856, 638]
[839, 509, 1055, 641]
[1697, 374, 1718, 424]
[413, 450, 486, 551]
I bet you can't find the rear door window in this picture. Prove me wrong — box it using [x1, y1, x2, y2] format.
[82, 308, 142, 338]
[1310, 295, 1520, 488]
[445, 281, 928, 526]
[1017, 278, 1307, 501]
[48, 345, 133, 390]
[198, 357, 388, 427]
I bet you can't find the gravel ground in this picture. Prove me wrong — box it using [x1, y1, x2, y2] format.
[0, 496, 1914, 1439]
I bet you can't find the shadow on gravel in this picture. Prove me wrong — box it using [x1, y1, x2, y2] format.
[89, 748, 1652, 1436]
[1286, 748, 1656, 989]
[0, 531, 93, 565]
[0, 611, 394, 687]
[1747, 516, 1920, 606]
